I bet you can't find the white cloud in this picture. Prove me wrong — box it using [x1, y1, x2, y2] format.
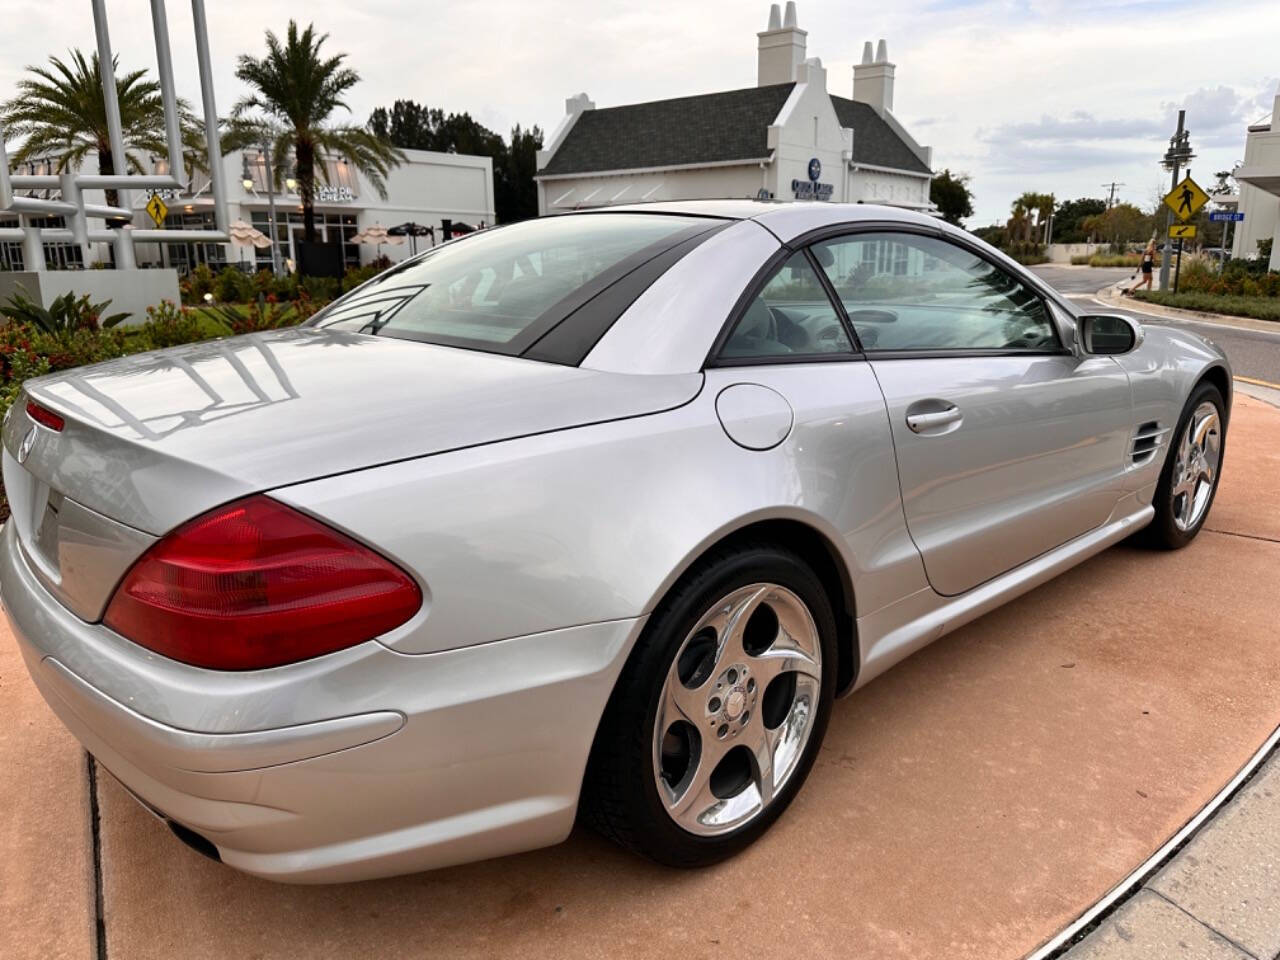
[1, 0, 1277, 224]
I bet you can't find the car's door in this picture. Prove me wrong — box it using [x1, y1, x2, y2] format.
[809, 229, 1132, 597]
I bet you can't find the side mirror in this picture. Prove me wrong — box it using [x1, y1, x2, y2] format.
[1078, 314, 1142, 356]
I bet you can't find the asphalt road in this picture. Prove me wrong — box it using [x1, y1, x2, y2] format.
[1030, 265, 1280, 385]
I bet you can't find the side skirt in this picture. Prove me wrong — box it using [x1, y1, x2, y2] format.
[848, 496, 1154, 693]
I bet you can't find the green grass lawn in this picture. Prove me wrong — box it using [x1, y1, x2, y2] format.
[1132, 290, 1280, 322]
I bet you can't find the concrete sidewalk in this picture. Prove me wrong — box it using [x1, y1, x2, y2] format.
[1067, 747, 1280, 960]
[4, 396, 1280, 960]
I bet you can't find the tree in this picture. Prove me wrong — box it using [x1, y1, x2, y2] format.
[1007, 192, 1055, 248]
[369, 99, 544, 223]
[0, 50, 204, 208]
[929, 169, 974, 226]
[1053, 197, 1107, 244]
[231, 22, 403, 244]
[1211, 170, 1236, 196]
[496, 124, 543, 223]
[971, 224, 1007, 247]
[1081, 203, 1153, 247]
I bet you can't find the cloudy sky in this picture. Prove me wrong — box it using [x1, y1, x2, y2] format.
[1, 0, 1276, 224]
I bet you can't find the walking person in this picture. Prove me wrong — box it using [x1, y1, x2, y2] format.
[1129, 240, 1156, 294]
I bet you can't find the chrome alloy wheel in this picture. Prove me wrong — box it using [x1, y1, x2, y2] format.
[652, 583, 823, 836]
[1171, 401, 1222, 532]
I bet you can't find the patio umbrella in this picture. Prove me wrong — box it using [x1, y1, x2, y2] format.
[387, 221, 434, 255]
[351, 222, 405, 260]
[228, 219, 272, 266]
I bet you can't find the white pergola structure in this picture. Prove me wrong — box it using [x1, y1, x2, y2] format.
[0, 0, 229, 271]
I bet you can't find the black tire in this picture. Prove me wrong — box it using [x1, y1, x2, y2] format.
[580, 542, 837, 867]
[1141, 381, 1227, 549]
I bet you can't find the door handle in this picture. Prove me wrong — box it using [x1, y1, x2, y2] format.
[905, 403, 962, 434]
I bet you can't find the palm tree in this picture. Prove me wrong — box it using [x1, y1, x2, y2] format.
[0, 49, 204, 208]
[229, 22, 403, 245]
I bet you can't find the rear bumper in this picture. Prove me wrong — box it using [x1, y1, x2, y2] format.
[1, 522, 642, 882]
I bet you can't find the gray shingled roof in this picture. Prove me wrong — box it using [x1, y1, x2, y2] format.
[538, 84, 795, 177]
[537, 83, 932, 178]
[829, 95, 932, 175]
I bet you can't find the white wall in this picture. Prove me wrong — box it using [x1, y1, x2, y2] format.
[110, 148, 494, 268]
[766, 62, 854, 202]
[539, 163, 767, 212]
[1231, 97, 1280, 265]
[1233, 179, 1279, 263]
[848, 169, 930, 208]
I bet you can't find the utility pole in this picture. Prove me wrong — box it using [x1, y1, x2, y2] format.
[1159, 110, 1194, 291]
[1101, 182, 1125, 209]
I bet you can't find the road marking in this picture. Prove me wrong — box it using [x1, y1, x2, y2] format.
[1235, 375, 1280, 391]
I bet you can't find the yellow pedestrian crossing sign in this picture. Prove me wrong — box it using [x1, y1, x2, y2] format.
[1163, 176, 1208, 221]
[1168, 223, 1197, 240]
[145, 193, 169, 228]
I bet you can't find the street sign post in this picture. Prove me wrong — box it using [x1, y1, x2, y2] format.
[1168, 224, 1197, 239]
[144, 193, 169, 229]
[1164, 175, 1209, 221]
[1209, 211, 1244, 222]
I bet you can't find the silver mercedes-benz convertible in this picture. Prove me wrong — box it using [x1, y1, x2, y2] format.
[2, 201, 1229, 882]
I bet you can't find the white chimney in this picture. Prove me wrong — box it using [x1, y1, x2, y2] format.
[757, 2, 807, 87]
[852, 38, 895, 113]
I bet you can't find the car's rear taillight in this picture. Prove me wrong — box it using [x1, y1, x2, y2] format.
[26, 399, 65, 431]
[103, 496, 421, 670]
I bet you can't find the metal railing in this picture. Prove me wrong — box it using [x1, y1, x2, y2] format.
[0, 0, 229, 270]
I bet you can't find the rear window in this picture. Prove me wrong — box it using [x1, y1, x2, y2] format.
[308, 214, 707, 355]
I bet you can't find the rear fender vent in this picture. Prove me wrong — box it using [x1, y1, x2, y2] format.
[1129, 421, 1168, 466]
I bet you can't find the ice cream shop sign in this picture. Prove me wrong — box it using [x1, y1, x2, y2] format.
[316, 185, 355, 203]
[793, 157, 833, 200]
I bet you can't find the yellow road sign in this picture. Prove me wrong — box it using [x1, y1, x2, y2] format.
[1164, 176, 1208, 221]
[145, 193, 168, 228]
[1168, 223, 1197, 240]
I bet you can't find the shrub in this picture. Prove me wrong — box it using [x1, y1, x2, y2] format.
[1132, 290, 1280, 321]
[1086, 253, 1142, 267]
[140, 300, 207, 349]
[1, 289, 129, 333]
[342, 263, 385, 292]
[1172, 256, 1280, 298]
[301, 274, 341, 302]
[205, 296, 300, 335]
[214, 266, 254, 304]
[182, 263, 215, 305]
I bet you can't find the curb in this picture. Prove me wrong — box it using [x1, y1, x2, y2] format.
[1027, 723, 1280, 959]
[1095, 284, 1280, 336]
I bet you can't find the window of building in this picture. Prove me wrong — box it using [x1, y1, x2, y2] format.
[250, 211, 361, 270]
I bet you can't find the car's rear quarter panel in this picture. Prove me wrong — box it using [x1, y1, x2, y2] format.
[273, 362, 925, 657]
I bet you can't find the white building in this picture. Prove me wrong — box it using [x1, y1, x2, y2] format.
[1, 147, 495, 274]
[1230, 89, 1280, 270]
[535, 2, 934, 215]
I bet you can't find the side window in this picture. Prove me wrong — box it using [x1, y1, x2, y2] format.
[720, 251, 854, 360]
[809, 233, 1059, 353]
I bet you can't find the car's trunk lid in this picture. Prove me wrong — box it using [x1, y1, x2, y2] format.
[3, 328, 701, 619]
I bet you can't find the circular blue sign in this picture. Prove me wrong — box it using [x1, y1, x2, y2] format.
[808, 157, 822, 182]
